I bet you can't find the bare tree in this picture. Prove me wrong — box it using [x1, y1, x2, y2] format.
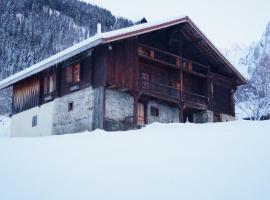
[236, 56, 270, 120]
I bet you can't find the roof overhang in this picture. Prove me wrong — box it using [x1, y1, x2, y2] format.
[0, 15, 246, 90]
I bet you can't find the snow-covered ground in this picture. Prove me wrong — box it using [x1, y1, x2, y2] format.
[0, 115, 10, 137]
[0, 121, 270, 200]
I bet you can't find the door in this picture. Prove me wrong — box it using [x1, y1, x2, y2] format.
[137, 103, 145, 125]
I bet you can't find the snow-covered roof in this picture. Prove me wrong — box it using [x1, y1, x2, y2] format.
[0, 15, 246, 89]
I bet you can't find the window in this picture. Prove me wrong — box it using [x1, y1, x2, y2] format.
[44, 74, 56, 95]
[66, 64, 81, 84]
[150, 107, 159, 117]
[68, 102, 74, 112]
[32, 115, 38, 127]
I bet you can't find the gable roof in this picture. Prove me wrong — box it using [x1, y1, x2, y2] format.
[0, 15, 246, 89]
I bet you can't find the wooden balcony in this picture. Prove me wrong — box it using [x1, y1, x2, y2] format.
[139, 79, 179, 101]
[140, 79, 208, 107]
[138, 44, 210, 76]
[182, 90, 208, 109]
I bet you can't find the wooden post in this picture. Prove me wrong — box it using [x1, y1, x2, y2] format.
[231, 88, 236, 117]
[38, 73, 43, 106]
[207, 76, 213, 110]
[180, 68, 183, 101]
[133, 93, 139, 126]
[178, 103, 184, 123]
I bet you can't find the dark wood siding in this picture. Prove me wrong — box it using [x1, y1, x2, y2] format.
[105, 38, 139, 91]
[13, 76, 40, 114]
[183, 73, 207, 96]
[93, 46, 106, 88]
[60, 55, 93, 96]
[139, 62, 170, 85]
[213, 84, 233, 115]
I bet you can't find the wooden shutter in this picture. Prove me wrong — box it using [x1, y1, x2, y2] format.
[73, 64, 81, 83]
[66, 66, 73, 83]
[44, 76, 48, 95]
[49, 74, 56, 93]
[137, 103, 145, 125]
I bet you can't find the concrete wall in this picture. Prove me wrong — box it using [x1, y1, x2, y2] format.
[193, 110, 214, 123]
[147, 101, 179, 124]
[10, 101, 55, 137]
[52, 87, 95, 135]
[104, 89, 134, 131]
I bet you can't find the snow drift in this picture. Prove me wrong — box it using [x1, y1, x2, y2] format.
[0, 121, 270, 200]
[0, 115, 10, 137]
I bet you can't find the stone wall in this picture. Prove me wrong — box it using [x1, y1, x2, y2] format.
[147, 101, 179, 124]
[52, 87, 95, 134]
[193, 110, 214, 123]
[104, 89, 134, 131]
[220, 113, 235, 122]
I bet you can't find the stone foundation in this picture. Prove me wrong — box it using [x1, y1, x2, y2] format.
[147, 101, 179, 124]
[220, 113, 235, 122]
[104, 89, 134, 131]
[193, 110, 214, 123]
[52, 87, 95, 135]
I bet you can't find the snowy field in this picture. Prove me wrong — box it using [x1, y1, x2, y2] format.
[0, 121, 270, 200]
[0, 116, 10, 137]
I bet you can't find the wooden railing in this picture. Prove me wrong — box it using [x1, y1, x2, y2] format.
[182, 91, 208, 106]
[140, 79, 208, 106]
[140, 79, 179, 100]
[138, 44, 210, 75]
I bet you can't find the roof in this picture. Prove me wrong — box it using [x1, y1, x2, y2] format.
[0, 15, 246, 89]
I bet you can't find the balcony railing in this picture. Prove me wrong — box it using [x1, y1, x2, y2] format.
[182, 91, 209, 106]
[140, 79, 208, 106]
[138, 44, 210, 75]
[140, 79, 179, 100]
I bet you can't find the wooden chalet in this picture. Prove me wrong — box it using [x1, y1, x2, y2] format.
[0, 16, 246, 137]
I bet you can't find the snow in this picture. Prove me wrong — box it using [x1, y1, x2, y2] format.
[15, 13, 24, 24]
[222, 43, 252, 79]
[0, 121, 270, 200]
[0, 116, 10, 137]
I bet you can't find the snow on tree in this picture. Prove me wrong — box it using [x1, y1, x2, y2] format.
[236, 56, 270, 120]
[0, 0, 133, 115]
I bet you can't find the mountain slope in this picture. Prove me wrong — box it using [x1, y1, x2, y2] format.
[224, 21, 270, 80]
[0, 0, 133, 114]
[222, 43, 256, 79]
[0, 0, 133, 79]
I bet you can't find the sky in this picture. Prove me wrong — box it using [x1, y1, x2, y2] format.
[83, 0, 270, 48]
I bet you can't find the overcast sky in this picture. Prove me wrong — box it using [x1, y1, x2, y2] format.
[83, 0, 270, 48]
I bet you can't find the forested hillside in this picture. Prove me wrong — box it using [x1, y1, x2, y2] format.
[0, 0, 133, 114]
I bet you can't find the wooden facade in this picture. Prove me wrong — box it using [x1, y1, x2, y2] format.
[11, 22, 242, 124]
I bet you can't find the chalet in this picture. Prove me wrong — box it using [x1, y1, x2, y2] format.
[0, 16, 246, 137]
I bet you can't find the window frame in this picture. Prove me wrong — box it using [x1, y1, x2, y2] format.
[43, 72, 56, 100]
[32, 115, 38, 127]
[66, 64, 81, 84]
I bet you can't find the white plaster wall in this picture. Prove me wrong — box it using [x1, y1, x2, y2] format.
[147, 101, 179, 124]
[10, 101, 55, 137]
[105, 89, 134, 121]
[52, 87, 95, 135]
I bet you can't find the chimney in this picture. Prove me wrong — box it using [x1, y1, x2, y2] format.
[97, 23, 102, 34]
